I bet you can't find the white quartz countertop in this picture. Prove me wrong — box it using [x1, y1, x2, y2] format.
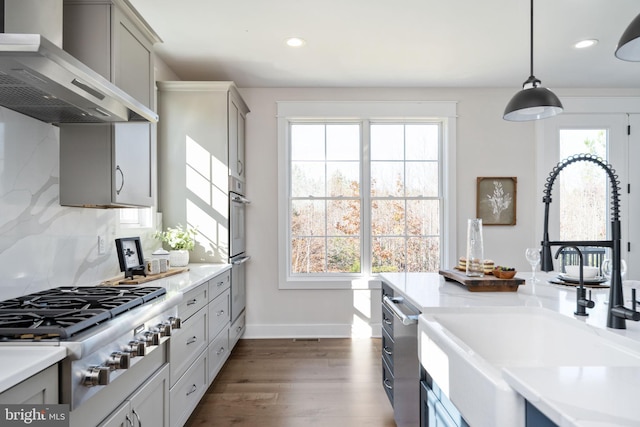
[380, 271, 640, 427]
[143, 263, 231, 295]
[0, 346, 67, 394]
[503, 366, 640, 427]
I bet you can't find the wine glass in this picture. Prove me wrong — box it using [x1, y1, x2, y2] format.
[525, 248, 541, 283]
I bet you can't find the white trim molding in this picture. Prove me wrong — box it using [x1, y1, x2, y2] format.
[277, 100, 458, 290]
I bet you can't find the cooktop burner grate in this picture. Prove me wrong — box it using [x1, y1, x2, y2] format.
[0, 286, 166, 339]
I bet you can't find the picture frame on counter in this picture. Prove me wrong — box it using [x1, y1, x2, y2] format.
[115, 236, 146, 279]
[476, 176, 517, 226]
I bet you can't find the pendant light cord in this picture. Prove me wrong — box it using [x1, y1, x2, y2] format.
[530, 0, 534, 77]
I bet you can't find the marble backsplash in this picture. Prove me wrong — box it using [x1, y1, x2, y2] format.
[0, 107, 157, 300]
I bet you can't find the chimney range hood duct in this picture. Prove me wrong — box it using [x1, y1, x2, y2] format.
[0, 33, 158, 124]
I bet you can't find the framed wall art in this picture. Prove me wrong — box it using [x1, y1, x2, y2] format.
[476, 177, 517, 226]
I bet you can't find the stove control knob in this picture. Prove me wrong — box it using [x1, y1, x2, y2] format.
[168, 316, 181, 330]
[125, 340, 146, 357]
[142, 330, 160, 346]
[83, 366, 110, 387]
[107, 351, 130, 370]
[156, 322, 172, 337]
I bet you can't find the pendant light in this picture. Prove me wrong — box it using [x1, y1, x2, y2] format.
[503, 0, 563, 121]
[615, 13, 640, 61]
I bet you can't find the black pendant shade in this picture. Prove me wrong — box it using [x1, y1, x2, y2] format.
[503, 0, 563, 121]
[504, 76, 564, 121]
[615, 13, 640, 61]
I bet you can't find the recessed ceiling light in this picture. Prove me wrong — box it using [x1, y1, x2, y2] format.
[285, 37, 306, 47]
[574, 39, 598, 49]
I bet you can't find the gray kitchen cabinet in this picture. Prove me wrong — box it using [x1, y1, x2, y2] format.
[228, 89, 249, 183]
[0, 364, 58, 404]
[208, 271, 231, 382]
[99, 364, 169, 427]
[60, 123, 152, 207]
[59, 0, 159, 208]
[381, 281, 421, 427]
[157, 81, 249, 262]
[169, 350, 207, 427]
[169, 285, 208, 387]
[169, 269, 232, 426]
[63, 0, 156, 109]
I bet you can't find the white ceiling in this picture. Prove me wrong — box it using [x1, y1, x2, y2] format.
[129, 0, 640, 89]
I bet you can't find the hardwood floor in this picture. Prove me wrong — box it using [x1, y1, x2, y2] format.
[185, 338, 397, 427]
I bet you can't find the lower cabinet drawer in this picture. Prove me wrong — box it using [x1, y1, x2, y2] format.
[170, 350, 207, 427]
[382, 356, 394, 406]
[170, 307, 207, 386]
[208, 289, 230, 342]
[208, 327, 230, 383]
[381, 328, 394, 371]
[229, 310, 245, 350]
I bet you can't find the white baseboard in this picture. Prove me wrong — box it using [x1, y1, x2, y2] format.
[244, 323, 383, 339]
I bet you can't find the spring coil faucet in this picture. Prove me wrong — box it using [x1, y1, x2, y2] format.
[540, 154, 640, 329]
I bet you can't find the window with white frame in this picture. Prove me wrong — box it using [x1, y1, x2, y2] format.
[119, 207, 153, 228]
[278, 101, 457, 289]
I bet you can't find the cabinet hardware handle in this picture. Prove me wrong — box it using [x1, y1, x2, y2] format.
[115, 165, 124, 195]
[217, 281, 225, 287]
[132, 409, 142, 427]
[383, 379, 393, 390]
[186, 336, 197, 345]
[238, 160, 244, 176]
[186, 384, 197, 396]
[125, 414, 133, 427]
[217, 310, 225, 316]
[236, 326, 243, 333]
[232, 256, 251, 265]
[187, 298, 198, 306]
[216, 347, 225, 355]
[383, 317, 392, 325]
[383, 295, 419, 325]
[383, 346, 392, 356]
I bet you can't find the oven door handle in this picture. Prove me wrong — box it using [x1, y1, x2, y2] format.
[232, 256, 251, 265]
[231, 194, 251, 204]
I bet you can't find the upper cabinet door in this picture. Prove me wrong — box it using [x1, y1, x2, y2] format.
[228, 90, 248, 182]
[113, 123, 153, 206]
[113, 7, 153, 108]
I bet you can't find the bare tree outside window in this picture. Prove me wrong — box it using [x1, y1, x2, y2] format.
[559, 130, 607, 241]
[289, 122, 442, 275]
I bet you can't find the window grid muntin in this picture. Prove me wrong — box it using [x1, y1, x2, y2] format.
[288, 119, 443, 276]
[289, 122, 362, 275]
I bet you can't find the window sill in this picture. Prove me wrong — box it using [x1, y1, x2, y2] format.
[279, 278, 382, 290]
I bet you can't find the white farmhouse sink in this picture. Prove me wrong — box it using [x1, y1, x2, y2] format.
[418, 306, 640, 427]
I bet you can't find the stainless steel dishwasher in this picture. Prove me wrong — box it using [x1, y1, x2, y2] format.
[381, 282, 421, 426]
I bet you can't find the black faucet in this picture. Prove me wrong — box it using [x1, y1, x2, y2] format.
[540, 154, 640, 329]
[554, 246, 594, 316]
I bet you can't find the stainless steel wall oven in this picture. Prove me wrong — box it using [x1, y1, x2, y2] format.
[229, 177, 250, 324]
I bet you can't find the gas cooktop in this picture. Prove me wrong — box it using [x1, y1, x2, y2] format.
[0, 286, 166, 339]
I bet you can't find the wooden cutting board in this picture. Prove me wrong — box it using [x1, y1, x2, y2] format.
[439, 269, 525, 292]
[101, 267, 189, 286]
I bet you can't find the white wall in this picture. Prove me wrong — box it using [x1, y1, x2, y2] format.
[239, 87, 640, 338]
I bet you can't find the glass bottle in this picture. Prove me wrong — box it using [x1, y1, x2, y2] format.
[466, 218, 484, 277]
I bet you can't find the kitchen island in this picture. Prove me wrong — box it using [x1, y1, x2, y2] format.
[380, 271, 640, 427]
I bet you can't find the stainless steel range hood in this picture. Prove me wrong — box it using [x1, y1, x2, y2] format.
[0, 33, 158, 124]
